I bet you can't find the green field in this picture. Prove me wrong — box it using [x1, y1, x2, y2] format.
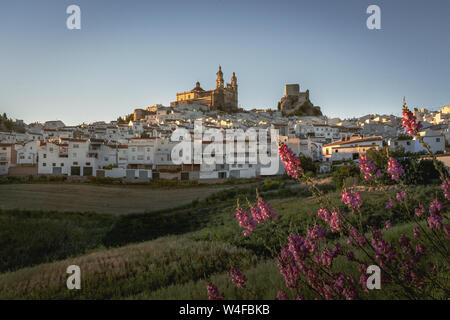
[0, 180, 448, 300]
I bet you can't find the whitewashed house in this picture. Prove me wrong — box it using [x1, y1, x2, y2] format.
[0, 143, 16, 175]
[322, 136, 383, 162]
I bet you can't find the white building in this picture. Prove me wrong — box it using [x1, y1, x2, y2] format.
[322, 136, 383, 162]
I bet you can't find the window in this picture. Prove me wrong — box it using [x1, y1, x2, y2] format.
[73, 153, 77, 157]
[73, 144, 79, 148]
[436, 138, 440, 142]
[43, 163, 47, 167]
[61, 163, 64, 167]
[43, 154, 47, 158]
[52, 163, 56, 167]
[73, 162, 78, 165]
[86, 162, 91, 166]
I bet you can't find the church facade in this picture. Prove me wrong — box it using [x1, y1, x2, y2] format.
[170, 66, 238, 112]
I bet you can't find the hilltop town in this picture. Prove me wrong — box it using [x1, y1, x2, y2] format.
[1, 68, 449, 180]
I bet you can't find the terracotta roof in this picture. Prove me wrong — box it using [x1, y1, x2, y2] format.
[323, 136, 382, 147]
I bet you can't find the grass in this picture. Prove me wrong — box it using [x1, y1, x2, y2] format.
[0, 209, 116, 273]
[0, 183, 228, 215]
[0, 237, 258, 299]
[0, 182, 447, 299]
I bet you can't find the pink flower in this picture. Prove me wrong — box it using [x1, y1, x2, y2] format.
[278, 142, 303, 179]
[429, 199, 443, 215]
[329, 210, 344, 233]
[413, 226, 420, 239]
[341, 189, 362, 211]
[358, 154, 377, 181]
[396, 191, 407, 202]
[386, 199, 395, 210]
[230, 269, 247, 288]
[250, 205, 263, 224]
[349, 226, 367, 246]
[257, 197, 278, 220]
[317, 208, 331, 222]
[428, 213, 442, 230]
[276, 290, 289, 300]
[385, 220, 392, 230]
[206, 282, 224, 300]
[277, 246, 300, 289]
[441, 179, 450, 200]
[401, 103, 422, 136]
[415, 205, 425, 217]
[307, 224, 328, 241]
[387, 158, 404, 181]
[287, 234, 309, 261]
[444, 225, 450, 238]
[235, 208, 256, 236]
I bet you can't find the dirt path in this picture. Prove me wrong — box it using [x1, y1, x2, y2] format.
[0, 184, 226, 215]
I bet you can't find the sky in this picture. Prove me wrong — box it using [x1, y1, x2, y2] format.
[0, 0, 449, 125]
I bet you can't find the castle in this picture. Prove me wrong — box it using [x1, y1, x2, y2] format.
[278, 84, 322, 117]
[170, 66, 238, 112]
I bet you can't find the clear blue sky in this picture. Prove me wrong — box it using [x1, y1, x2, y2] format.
[1, 0, 449, 125]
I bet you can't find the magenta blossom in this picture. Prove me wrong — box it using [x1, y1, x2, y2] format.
[385, 220, 392, 230]
[396, 191, 407, 202]
[387, 157, 404, 181]
[401, 103, 422, 136]
[329, 210, 344, 233]
[235, 208, 256, 236]
[250, 205, 263, 224]
[427, 213, 442, 230]
[278, 142, 303, 179]
[441, 179, 450, 200]
[230, 269, 247, 288]
[341, 189, 362, 211]
[276, 290, 289, 300]
[317, 208, 331, 222]
[257, 197, 278, 220]
[386, 199, 395, 210]
[429, 199, 443, 215]
[206, 282, 224, 300]
[413, 226, 420, 239]
[358, 154, 377, 181]
[415, 205, 425, 217]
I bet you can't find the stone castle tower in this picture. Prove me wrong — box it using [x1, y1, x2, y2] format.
[171, 66, 238, 112]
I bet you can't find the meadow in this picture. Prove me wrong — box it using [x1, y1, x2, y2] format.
[0, 177, 447, 299]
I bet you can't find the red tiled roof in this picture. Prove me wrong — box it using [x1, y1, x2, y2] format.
[323, 136, 382, 147]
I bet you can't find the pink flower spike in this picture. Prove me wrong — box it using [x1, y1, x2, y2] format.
[230, 269, 247, 288]
[278, 142, 303, 179]
[385, 220, 392, 230]
[401, 102, 422, 136]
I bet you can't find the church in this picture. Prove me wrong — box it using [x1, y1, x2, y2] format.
[170, 66, 238, 112]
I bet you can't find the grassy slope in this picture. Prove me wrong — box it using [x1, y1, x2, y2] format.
[0, 184, 447, 299]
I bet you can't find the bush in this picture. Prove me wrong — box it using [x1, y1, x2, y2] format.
[332, 163, 359, 188]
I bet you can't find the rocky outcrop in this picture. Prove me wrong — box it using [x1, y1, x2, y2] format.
[278, 94, 322, 117]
